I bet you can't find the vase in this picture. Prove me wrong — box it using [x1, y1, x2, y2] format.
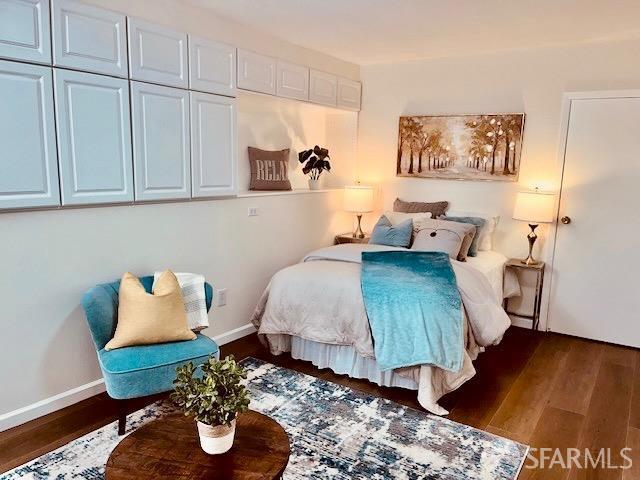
[308, 179, 320, 190]
[197, 419, 236, 454]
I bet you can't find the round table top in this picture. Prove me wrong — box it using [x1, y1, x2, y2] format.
[106, 410, 290, 479]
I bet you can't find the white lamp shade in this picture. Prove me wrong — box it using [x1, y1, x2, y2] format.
[344, 185, 373, 213]
[513, 191, 556, 223]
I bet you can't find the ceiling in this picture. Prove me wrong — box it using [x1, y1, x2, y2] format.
[182, 0, 640, 65]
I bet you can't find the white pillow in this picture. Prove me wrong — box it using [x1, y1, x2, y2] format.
[445, 211, 500, 251]
[384, 211, 432, 234]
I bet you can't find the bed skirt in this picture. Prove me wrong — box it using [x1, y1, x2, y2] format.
[289, 337, 419, 390]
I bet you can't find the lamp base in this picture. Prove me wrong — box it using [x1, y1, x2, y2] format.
[352, 214, 365, 239]
[521, 224, 540, 265]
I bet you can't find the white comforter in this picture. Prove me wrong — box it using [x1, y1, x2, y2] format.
[251, 244, 511, 415]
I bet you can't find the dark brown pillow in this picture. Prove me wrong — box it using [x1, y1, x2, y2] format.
[248, 147, 292, 191]
[393, 198, 449, 218]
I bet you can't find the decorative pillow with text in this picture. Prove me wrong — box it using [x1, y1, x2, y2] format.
[248, 147, 292, 191]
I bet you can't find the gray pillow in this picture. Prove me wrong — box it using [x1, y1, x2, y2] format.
[393, 198, 449, 218]
[440, 215, 486, 257]
[370, 215, 413, 248]
[411, 219, 476, 261]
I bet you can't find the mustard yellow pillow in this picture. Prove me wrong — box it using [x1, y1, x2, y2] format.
[104, 271, 196, 351]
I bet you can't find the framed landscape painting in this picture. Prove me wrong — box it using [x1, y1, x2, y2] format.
[396, 113, 525, 181]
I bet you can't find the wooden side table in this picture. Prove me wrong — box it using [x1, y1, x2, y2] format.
[106, 410, 290, 479]
[503, 259, 545, 331]
[335, 233, 370, 244]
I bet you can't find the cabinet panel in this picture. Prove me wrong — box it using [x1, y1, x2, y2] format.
[237, 49, 276, 95]
[189, 36, 235, 97]
[309, 69, 337, 106]
[128, 18, 188, 88]
[276, 61, 308, 101]
[54, 69, 133, 205]
[0, 0, 51, 64]
[190, 92, 236, 198]
[337, 78, 361, 111]
[52, 0, 127, 77]
[0, 61, 59, 209]
[131, 81, 191, 201]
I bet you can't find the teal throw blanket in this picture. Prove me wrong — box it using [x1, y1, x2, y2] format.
[360, 251, 463, 372]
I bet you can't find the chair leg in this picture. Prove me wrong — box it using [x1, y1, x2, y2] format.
[117, 400, 127, 435]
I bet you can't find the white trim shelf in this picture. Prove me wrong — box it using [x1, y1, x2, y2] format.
[236, 188, 341, 198]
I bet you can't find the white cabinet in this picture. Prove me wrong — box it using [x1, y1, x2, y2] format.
[337, 78, 361, 111]
[237, 49, 276, 95]
[131, 81, 191, 201]
[189, 36, 235, 97]
[276, 61, 309, 101]
[0, 0, 51, 64]
[128, 18, 188, 88]
[190, 92, 236, 198]
[0, 61, 59, 209]
[54, 69, 133, 205]
[52, 0, 127, 77]
[309, 69, 337, 106]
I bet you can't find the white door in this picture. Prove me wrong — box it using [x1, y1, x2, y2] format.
[188, 35, 235, 97]
[0, 60, 59, 209]
[309, 69, 337, 106]
[0, 0, 51, 64]
[276, 61, 309, 101]
[548, 92, 640, 347]
[54, 69, 133, 205]
[190, 92, 236, 198]
[131, 81, 191, 201]
[127, 18, 188, 88]
[237, 49, 276, 95]
[52, 0, 127, 77]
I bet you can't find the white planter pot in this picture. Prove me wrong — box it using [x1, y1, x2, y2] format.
[308, 179, 320, 190]
[197, 419, 236, 455]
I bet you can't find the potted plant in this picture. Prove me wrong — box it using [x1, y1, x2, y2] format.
[299, 145, 331, 190]
[172, 355, 250, 455]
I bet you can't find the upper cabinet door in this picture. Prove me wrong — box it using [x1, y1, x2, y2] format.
[237, 49, 276, 95]
[0, 61, 59, 209]
[189, 36, 235, 97]
[337, 78, 361, 111]
[52, 0, 127, 77]
[309, 69, 337, 106]
[131, 81, 191, 201]
[276, 61, 309, 101]
[190, 92, 236, 198]
[54, 69, 133, 205]
[0, 0, 51, 64]
[128, 18, 188, 88]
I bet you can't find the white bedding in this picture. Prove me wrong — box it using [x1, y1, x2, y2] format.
[466, 251, 521, 301]
[252, 244, 514, 415]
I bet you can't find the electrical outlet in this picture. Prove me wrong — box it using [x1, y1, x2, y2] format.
[248, 207, 258, 216]
[216, 288, 227, 307]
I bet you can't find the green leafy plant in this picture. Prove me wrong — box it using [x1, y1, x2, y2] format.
[172, 355, 250, 427]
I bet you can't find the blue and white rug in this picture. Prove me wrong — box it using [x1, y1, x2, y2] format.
[2, 358, 527, 479]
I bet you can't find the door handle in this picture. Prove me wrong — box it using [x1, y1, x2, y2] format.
[561, 216, 571, 224]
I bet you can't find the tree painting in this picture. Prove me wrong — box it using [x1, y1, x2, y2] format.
[396, 114, 525, 181]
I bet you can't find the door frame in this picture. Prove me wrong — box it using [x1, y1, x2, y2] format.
[543, 89, 640, 332]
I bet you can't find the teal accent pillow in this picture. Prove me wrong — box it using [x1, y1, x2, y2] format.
[441, 216, 486, 256]
[370, 215, 413, 247]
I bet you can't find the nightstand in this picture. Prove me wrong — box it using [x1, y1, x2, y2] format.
[335, 233, 370, 244]
[503, 259, 545, 331]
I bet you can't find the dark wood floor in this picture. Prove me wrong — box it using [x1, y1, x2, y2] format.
[1, 327, 639, 479]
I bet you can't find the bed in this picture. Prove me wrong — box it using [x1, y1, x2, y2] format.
[251, 243, 519, 415]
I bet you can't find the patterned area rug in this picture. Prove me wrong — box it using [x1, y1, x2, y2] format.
[2, 358, 528, 479]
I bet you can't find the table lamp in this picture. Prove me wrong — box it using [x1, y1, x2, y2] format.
[513, 189, 556, 265]
[344, 185, 373, 238]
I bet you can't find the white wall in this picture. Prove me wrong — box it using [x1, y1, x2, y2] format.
[356, 37, 640, 325]
[0, 0, 357, 428]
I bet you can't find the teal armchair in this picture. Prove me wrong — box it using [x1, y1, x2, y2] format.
[81, 276, 219, 434]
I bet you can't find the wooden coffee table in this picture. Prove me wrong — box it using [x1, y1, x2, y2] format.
[106, 410, 290, 479]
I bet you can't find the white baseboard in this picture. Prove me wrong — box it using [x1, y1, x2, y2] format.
[0, 379, 106, 433]
[509, 314, 534, 329]
[211, 322, 256, 346]
[0, 323, 257, 433]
